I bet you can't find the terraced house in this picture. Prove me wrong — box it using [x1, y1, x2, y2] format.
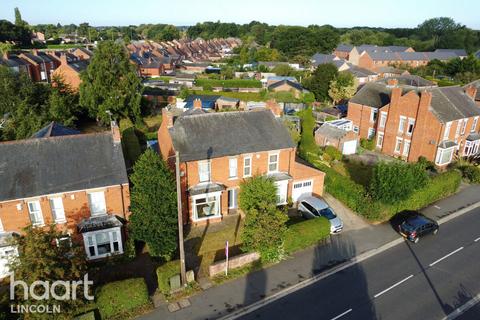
[347, 77, 480, 167]
[0, 122, 130, 275]
[158, 105, 325, 224]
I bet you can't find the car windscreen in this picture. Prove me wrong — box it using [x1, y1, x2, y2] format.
[401, 221, 417, 231]
[319, 208, 336, 219]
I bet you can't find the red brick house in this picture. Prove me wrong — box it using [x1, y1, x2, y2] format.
[0, 122, 130, 269]
[347, 78, 480, 167]
[18, 50, 56, 82]
[51, 54, 88, 90]
[158, 106, 325, 224]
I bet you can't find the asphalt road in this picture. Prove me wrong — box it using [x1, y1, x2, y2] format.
[238, 207, 480, 320]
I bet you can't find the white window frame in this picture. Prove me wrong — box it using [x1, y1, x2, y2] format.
[471, 117, 479, 133]
[435, 147, 455, 166]
[274, 181, 288, 205]
[27, 200, 44, 227]
[443, 121, 452, 140]
[376, 132, 384, 148]
[456, 119, 462, 137]
[82, 227, 123, 260]
[268, 152, 279, 173]
[461, 118, 467, 135]
[379, 112, 387, 128]
[87, 191, 107, 217]
[228, 188, 238, 209]
[367, 128, 376, 139]
[398, 116, 406, 133]
[353, 126, 359, 133]
[406, 118, 415, 136]
[243, 155, 252, 178]
[191, 192, 222, 221]
[403, 140, 411, 157]
[198, 160, 211, 183]
[228, 158, 237, 179]
[49, 197, 66, 223]
[370, 109, 378, 123]
[0, 218, 3, 232]
[394, 137, 403, 154]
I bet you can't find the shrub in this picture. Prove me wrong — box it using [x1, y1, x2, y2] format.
[239, 176, 278, 212]
[360, 138, 375, 151]
[462, 165, 480, 183]
[121, 126, 142, 164]
[96, 278, 150, 319]
[323, 145, 342, 162]
[369, 162, 428, 204]
[156, 260, 180, 295]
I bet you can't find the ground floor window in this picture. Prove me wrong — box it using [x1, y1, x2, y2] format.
[193, 192, 221, 220]
[275, 181, 288, 205]
[82, 227, 122, 260]
[435, 147, 455, 166]
[464, 140, 480, 157]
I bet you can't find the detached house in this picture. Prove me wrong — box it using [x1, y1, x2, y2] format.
[51, 54, 89, 90]
[158, 106, 325, 224]
[347, 77, 480, 167]
[0, 122, 130, 267]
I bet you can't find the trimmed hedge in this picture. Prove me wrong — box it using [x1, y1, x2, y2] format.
[156, 260, 180, 295]
[96, 278, 150, 319]
[196, 78, 262, 89]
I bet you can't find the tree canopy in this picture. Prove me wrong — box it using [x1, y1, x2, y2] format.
[303, 63, 339, 102]
[129, 149, 178, 260]
[79, 40, 143, 124]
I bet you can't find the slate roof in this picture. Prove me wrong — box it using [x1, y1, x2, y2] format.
[349, 82, 392, 108]
[268, 79, 303, 91]
[0, 132, 128, 202]
[345, 65, 377, 78]
[430, 86, 480, 123]
[434, 49, 467, 57]
[311, 53, 337, 65]
[335, 44, 354, 52]
[315, 124, 351, 140]
[170, 109, 295, 162]
[366, 51, 459, 62]
[31, 122, 80, 138]
[68, 59, 89, 72]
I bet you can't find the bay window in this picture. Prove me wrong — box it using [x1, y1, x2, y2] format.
[192, 193, 221, 220]
[83, 227, 122, 259]
[435, 147, 454, 166]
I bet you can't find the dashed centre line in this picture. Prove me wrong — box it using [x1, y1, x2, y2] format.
[429, 247, 464, 267]
[330, 308, 353, 320]
[374, 275, 414, 298]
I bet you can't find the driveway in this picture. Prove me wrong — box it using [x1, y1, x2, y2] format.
[323, 192, 371, 231]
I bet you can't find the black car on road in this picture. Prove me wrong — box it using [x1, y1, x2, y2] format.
[398, 213, 439, 243]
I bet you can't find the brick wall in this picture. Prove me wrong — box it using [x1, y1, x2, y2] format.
[209, 252, 260, 277]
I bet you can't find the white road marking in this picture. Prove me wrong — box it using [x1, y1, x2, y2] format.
[434, 205, 441, 209]
[429, 247, 464, 267]
[330, 308, 353, 320]
[374, 275, 414, 298]
[475, 237, 480, 242]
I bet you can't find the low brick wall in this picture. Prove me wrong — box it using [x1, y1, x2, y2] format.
[209, 252, 260, 277]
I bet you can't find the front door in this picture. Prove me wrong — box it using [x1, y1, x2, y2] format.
[228, 189, 238, 209]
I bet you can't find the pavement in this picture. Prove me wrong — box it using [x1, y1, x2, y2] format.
[139, 184, 480, 320]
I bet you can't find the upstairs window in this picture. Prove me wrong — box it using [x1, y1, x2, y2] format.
[406, 118, 415, 135]
[228, 158, 237, 179]
[49, 197, 66, 223]
[379, 112, 387, 128]
[370, 109, 378, 123]
[243, 156, 252, 177]
[443, 122, 452, 140]
[471, 117, 479, 133]
[198, 160, 211, 183]
[398, 116, 406, 133]
[28, 201, 44, 227]
[268, 153, 279, 173]
[88, 191, 107, 216]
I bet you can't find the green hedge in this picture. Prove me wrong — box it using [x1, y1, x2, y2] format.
[284, 216, 330, 253]
[196, 79, 262, 89]
[96, 278, 150, 319]
[156, 260, 180, 295]
[462, 166, 480, 183]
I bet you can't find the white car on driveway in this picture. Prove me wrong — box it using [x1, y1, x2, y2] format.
[298, 196, 343, 234]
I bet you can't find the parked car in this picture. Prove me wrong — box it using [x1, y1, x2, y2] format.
[298, 196, 343, 234]
[398, 213, 439, 243]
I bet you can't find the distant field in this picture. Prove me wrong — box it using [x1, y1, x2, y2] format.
[196, 78, 262, 89]
[45, 44, 85, 49]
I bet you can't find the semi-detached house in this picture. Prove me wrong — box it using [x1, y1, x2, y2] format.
[0, 122, 130, 277]
[347, 77, 480, 167]
[158, 106, 325, 224]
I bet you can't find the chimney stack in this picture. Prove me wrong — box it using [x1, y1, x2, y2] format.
[193, 98, 202, 109]
[60, 53, 68, 66]
[111, 120, 121, 144]
[266, 99, 283, 117]
[419, 90, 432, 114]
[387, 78, 398, 87]
[32, 49, 39, 56]
[465, 85, 478, 101]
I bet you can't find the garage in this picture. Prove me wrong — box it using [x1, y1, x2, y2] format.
[342, 140, 357, 155]
[292, 180, 313, 201]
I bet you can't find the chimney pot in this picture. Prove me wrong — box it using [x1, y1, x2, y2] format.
[111, 120, 121, 143]
[162, 108, 174, 128]
[193, 98, 202, 109]
[465, 85, 477, 101]
[387, 78, 398, 87]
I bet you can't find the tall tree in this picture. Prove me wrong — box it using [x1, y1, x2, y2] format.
[10, 225, 90, 318]
[303, 63, 338, 102]
[48, 75, 80, 127]
[417, 17, 462, 48]
[14, 7, 27, 27]
[79, 41, 143, 124]
[328, 72, 357, 104]
[129, 149, 178, 260]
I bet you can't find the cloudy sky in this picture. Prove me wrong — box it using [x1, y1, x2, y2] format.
[1, 0, 478, 29]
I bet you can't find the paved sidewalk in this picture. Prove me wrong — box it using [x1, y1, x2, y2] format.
[140, 185, 480, 320]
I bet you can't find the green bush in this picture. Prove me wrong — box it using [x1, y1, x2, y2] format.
[323, 146, 342, 162]
[96, 278, 150, 319]
[156, 260, 180, 295]
[284, 217, 330, 253]
[360, 138, 375, 151]
[369, 162, 429, 204]
[462, 165, 480, 183]
[122, 127, 142, 164]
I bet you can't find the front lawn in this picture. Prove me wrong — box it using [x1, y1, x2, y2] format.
[284, 216, 330, 253]
[298, 107, 462, 222]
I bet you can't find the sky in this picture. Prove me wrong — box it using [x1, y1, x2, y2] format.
[1, 0, 479, 29]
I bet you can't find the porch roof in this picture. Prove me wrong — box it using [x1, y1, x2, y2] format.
[467, 133, 480, 141]
[267, 172, 293, 182]
[77, 215, 124, 233]
[438, 140, 458, 149]
[189, 182, 225, 196]
[0, 232, 19, 248]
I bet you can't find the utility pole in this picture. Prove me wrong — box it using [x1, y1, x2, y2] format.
[175, 151, 187, 286]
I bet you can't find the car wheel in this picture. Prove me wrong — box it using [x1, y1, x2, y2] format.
[433, 229, 438, 235]
[414, 237, 419, 244]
